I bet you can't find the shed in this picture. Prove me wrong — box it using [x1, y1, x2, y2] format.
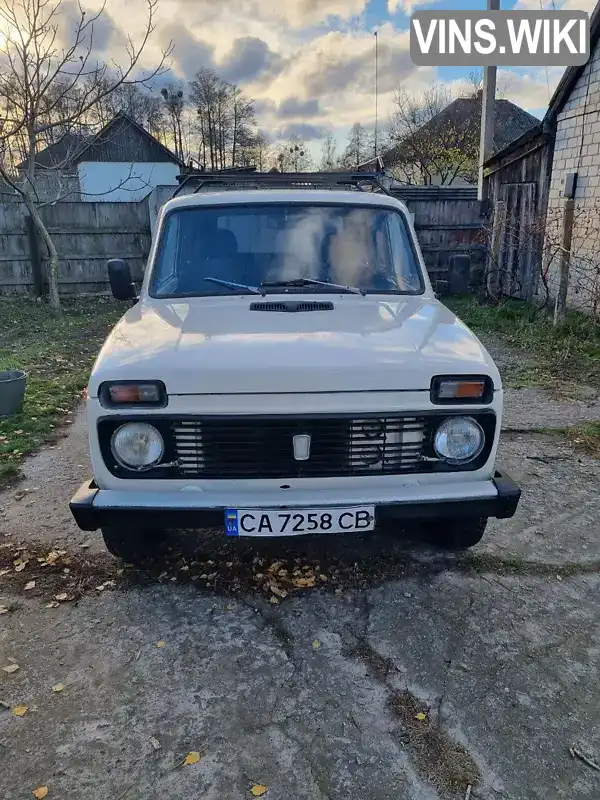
[483, 0, 600, 313]
[18, 113, 183, 202]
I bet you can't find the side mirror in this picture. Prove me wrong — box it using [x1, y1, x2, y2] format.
[108, 259, 137, 302]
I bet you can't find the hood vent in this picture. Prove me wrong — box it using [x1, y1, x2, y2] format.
[250, 301, 334, 313]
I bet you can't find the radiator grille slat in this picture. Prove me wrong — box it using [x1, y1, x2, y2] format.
[172, 416, 427, 478]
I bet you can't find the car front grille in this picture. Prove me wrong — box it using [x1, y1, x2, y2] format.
[173, 416, 427, 479]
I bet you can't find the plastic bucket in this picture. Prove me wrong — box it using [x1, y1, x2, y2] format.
[0, 370, 27, 417]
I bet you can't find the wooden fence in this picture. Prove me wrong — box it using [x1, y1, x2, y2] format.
[483, 129, 553, 302]
[0, 201, 151, 295]
[391, 186, 486, 293]
[0, 185, 485, 296]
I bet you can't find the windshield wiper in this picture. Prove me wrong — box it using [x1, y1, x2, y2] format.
[204, 277, 263, 295]
[260, 278, 365, 296]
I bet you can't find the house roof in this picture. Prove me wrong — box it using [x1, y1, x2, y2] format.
[382, 94, 539, 167]
[17, 132, 88, 171]
[19, 112, 183, 171]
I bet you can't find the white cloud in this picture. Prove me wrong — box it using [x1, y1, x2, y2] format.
[175, 0, 368, 28]
[497, 67, 565, 111]
[388, 0, 437, 13]
[74, 0, 575, 151]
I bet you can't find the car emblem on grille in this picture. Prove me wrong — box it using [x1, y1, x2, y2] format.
[293, 434, 311, 461]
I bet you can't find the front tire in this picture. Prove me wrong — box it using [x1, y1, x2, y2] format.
[101, 526, 166, 563]
[426, 517, 488, 550]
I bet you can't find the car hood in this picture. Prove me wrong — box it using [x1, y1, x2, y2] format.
[89, 295, 501, 396]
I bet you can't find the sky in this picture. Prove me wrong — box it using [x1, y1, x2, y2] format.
[80, 0, 598, 154]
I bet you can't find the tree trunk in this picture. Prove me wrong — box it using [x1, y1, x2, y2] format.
[16, 134, 62, 311]
[22, 192, 61, 311]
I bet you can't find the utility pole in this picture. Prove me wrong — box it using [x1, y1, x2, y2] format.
[374, 30, 379, 158]
[477, 0, 499, 201]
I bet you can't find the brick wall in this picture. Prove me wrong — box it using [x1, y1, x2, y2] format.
[547, 43, 600, 314]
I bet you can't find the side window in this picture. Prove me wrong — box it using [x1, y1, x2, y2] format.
[154, 214, 180, 291]
[387, 213, 422, 292]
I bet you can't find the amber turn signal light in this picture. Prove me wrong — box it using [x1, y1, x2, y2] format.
[431, 376, 492, 404]
[99, 381, 167, 407]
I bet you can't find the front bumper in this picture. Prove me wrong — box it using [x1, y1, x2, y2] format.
[69, 470, 521, 532]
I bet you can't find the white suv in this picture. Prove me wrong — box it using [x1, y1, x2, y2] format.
[70, 185, 520, 561]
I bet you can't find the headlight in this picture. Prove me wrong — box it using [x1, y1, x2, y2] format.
[433, 417, 485, 464]
[111, 423, 164, 470]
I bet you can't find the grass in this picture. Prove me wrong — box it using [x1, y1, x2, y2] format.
[0, 296, 126, 487]
[564, 421, 600, 458]
[445, 296, 600, 389]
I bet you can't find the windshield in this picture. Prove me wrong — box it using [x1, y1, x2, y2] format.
[149, 203, 424, 298]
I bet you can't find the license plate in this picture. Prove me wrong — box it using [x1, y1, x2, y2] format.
[225, 506, 375, 537]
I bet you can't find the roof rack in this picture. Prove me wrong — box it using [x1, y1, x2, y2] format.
[172, 171, 392, 198]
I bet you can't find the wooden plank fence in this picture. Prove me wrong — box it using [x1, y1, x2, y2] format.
[0, 185, 486, 296]
[0, 201, 151, 295]
[391, 186, 486, 293]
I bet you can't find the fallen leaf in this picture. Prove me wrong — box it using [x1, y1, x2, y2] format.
[12, 705, 28, 716]
[312, 640, 321, 650]
[2, 664, 19, 674]
[183, 751, 200, 766]
[156, 641, 166, 648]
[0, 699, 10, 710]
[52, 684, 65, 693]
[149, 736, 161, 751]
[269, 596, 280, 605]
[0, 606, 9, 614]
[14, 563, 27, 573]
[292, 576, 316, 588]
[32, 787, 48, 799]
[270, 585, 288, 599]
[0, 568, 10, 577]
[415, 712, 427, 721]
[54, 593, 68, 601]
[44, 602, 59, 609]
[251, 785, 267, 797]
[24, 581, 36, 591]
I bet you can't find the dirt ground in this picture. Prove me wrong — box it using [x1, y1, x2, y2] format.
[1, 337, 600, 800]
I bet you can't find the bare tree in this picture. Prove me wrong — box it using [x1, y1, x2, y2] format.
[189, 69, 257, 170]
[340, 123, 370, 169]
[477, 193, 600, 321]
[385, 85, 479, 185]
[0, 0, 169, 310]
[87, 81, 166, 138]
[161, 83, 185, 160]
[275, 136, 312, 172]
[320, 132, 338, 171]
[249, 131, 271, 172]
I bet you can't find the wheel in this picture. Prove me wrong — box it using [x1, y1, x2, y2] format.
[425, 517, 488, 550]
[101, 526, 166, 563]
